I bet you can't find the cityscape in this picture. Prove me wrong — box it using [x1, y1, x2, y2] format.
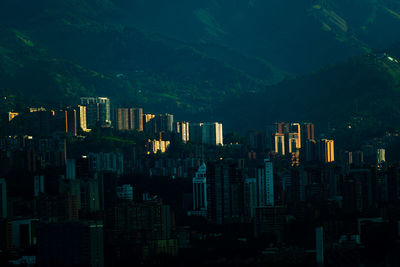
[0, 96, 399, 266]
[3, 1, 400, 266]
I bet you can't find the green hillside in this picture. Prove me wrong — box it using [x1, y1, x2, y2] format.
[219, 50, 400, 148]
[0, 0, 285, 117]
[113, 0, 400, 73]
[2, 0, 400, 138]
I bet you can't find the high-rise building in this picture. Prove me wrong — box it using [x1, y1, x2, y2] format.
[143, 114, 155, 123]
[305, 139, 317, 162]
[37, 221, 104, 267]
[66, 109, 77, 136]
[353, 151, 364, 167]
[80, 97, 111, 129]
[202, 122, 223, 146]
[116, 108, 130, 131]
[143, 114, 155, 133]
[318, 139, 335, 163]
[192, 163, 207, 217]
[257, 158, 274, 207]
[287, 133, 300, 153]
[274, 122, 290, 134]
[273, 133, 285, 155]
[243, 178, 257, 221]
[272, 122, 300, 153]
[301, 122, 315, 144]
[189, 123, 203, 143]
[115, 107, 143, 131]
[290, 123, 302, 148]
[53, 110, 68, 133]
[24, 108, 53, 136]
[156, 113, 174, 133]
[77, 105, 88, 132]
[0, 179, 7, 218]
[207, 159, 244, 224]
[175, 122, 190, 143]
[377, 148, 386, 165]
[81, 98, 98, 129]
[132, 108, 143, 131]
[147, 139, 171, 154]
[97, 97, 111, 126]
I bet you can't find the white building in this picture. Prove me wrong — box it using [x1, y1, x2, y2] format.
[202, 122, 223, 146]
[191, 163, 207, 217]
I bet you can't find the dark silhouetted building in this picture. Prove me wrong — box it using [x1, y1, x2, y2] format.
[38, 221, 104, 267]
[207, 159, 245, 224]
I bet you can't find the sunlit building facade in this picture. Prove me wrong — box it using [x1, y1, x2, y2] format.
[202, 122, 223, 146]
[318, 139, 335, 163]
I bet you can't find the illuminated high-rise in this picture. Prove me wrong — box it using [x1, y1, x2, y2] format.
[273, 133, 285, 155]
[318, 139, 335, 163]
[377, 148, 386, 165]
[115, 107, 143, 132]
[301, 122, 314, 145]
[132, 108, 143, 131]
[71, 105, 88, 132]
[80, 97, 111, 129]
[202, 122, 223, 146]
[143, 114, 156, 133]
[116, 108, 130, 130]
[175, 122, 190, 143]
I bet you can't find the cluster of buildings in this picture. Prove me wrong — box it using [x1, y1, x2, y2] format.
[5, 97, 224, 151]
[247, 122, 334, 166]
[2, 97, 400, 266]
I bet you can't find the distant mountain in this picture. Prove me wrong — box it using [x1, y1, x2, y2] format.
[0, 0, 284, 117]
[218, 49, 400, 148]
[2, 0, 400, 134]
[113, 0, 400, 73]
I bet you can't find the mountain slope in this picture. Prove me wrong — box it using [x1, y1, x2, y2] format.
[0, 0, 285, 115]
[113, 0, 400, 73]
[218, 50, 400, 148]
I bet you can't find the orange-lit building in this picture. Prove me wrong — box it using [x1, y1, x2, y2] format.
[318, 139, 335, 163]
[273, 133, 285, 155]
[115, 107, 144, 131]
[8, 112, 19, 122]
